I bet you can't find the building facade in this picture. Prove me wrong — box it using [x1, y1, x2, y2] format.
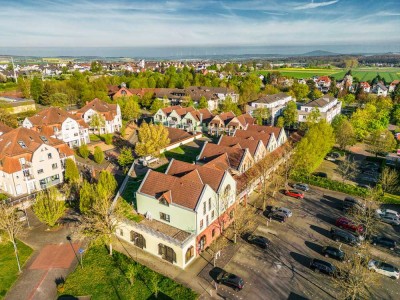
[297, 96, 342, 123]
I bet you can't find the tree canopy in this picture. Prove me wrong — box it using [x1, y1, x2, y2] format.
[135, 122, 170, 157]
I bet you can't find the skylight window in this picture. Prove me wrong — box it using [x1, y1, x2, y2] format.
[40, 136, 49, 143]
[18, 141, 27, 149]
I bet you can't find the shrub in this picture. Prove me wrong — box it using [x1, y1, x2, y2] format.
[103, 134, 113, 145]
[291, 173, 369, 197]
[78, 144, 90, 159]
[93, 146, 104, 164]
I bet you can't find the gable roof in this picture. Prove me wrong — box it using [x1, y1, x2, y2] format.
[218, 135, 262, 158]
[27, 107, 79, 126]
[166, 159, 226, 192]
[198, 142, 248, 171]
[253, 92, 290, 104]
[210, 112, 236, 125]
[246, 124, 282, 138]
[77, 98, 118, 121]
[160, 105, 182, 115]
[234, 129, 275, 147]
[138, 170, 205, 210]
[0, 122, 12, 135]
[303, 95, 337, 108]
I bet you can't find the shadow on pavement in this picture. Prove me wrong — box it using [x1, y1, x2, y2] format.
[146, 292, 173, 300]
[304, 241, 323, 255]
[310, 225, 332, 239]
[290, 252, 311, 268]
[320, 199, 341, 211]
[315, 213, 336, 225]
[57, 296, 79, 300]
[288, 292, 309, 300]
[209, 267, 224, 282]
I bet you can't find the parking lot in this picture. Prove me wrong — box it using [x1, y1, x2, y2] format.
[207, 187, 400, 300]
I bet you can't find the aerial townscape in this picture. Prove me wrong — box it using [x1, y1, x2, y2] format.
[1, 1, 400, 300]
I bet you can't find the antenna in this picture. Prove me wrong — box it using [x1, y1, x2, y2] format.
[11, 57, 17, 83]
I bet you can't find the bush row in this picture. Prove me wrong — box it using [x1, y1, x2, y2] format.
[291, 173, 369, 198]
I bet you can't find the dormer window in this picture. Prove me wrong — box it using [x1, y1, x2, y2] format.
[39, 136, 49, 143]
[159, 197, 169, 206]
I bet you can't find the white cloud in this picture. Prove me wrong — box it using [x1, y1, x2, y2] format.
[293, 0, 339, 10]
[376, 11, 400, 16]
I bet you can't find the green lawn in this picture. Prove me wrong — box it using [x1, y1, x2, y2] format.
[256, 67, 400, 82]
[60, 246, 198, 300]
[382, 193, 400, 205]
[163, 145, 201, 163]
[0, 240, 33, 299]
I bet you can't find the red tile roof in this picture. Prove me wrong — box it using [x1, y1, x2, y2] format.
[0, 122, 12, 135]
[198, 142, 247, 171]
[218, 135, 261, 158]
[76, 98, 118, 121]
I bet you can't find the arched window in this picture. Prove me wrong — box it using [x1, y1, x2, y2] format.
[185, 246, 194, 263]
[130, 231, 146, 249]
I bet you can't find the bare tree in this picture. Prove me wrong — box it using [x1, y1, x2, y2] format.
[336, 155, 358, 183]
[333, 244, 380, 300]
[379, 167, 399, 195]
[232, 203, 257, 243]
[351, 193, 380, 238]
[0, 203, 24, 272]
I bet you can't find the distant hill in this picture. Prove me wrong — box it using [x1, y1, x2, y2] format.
[300, 50, 340, 57]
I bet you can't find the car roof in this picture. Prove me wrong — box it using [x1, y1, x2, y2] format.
[312, 259, 334, 267]
[325, 246, 341, 251]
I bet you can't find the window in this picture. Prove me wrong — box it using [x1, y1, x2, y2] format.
[160, 212, 170, 222]
[211, 210, 215, 219]
[19, 157, 26, 165]
[52, 163, 58, 169]
[18, 141, 27, 149]
[37, 169, 44, 174]
[200, 219, 203, 230]
[40, 136, 49, 143]
[230, 210, 234, 220]
[119, 229, 123, 236]
[206, 215, 209, 227]
[212, 228, 216, 237]
[159, 198, 169, 206]
[185, 246, 194, 263]
[208, 198, 211, 210]
[203, 202, 206, 215]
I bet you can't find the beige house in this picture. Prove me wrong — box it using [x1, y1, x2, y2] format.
[0, 127, 74, 197]
[218, 135, 267, 162]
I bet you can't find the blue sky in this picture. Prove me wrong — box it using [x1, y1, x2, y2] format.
[0, 0, 399, 48]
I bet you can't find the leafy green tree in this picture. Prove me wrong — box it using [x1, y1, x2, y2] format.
[18, 77, 30, 98]
[333, 117, 356, 150]
[289, 82, 309, 101]
[122, 97, 141, 121]
[240, 74, 261, 105]
[350, 104, 389, 140]
[220, 96, 241, 115]
[342, 94, 355, 106]
[391, 104, 400, 126]
[79, 180, 95, 214]
[64, 158, 80, 184]
[33, 187, 66, 227]
[365, 129, 396, 157]
[253, 107, 270, 125]
[150, 99, 164, 114]
[78, 144, 90, 159]
[308, 89, 323, 100]
[262, 84, 279, 95]
[90, 113, 106, 135]
[118, 147, 134, 169]
[93, 146, 104, 164]
[276, 116, 285, 128]
[90, 61, 102, 73]
[135, 122, 170, 157]
[292, 121, 335, 174]
[30, 77, 43, 102]
[39, 81, 56, 105]
[97, 170, 118, 198]
[49, 93, 69, 107]
[0, 108, 18, 128]
[198, 96, 208, 109]
[282, 101, 298, 127]
[103, 134, 113, 145]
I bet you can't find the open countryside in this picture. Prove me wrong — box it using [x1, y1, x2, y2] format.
[257, 67, 400, 81]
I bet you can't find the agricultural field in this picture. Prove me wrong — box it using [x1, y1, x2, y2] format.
[257, 67, 400, 82]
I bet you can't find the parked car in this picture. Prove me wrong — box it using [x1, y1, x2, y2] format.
[309, 258, 337, 276]
[330, 228, 361, 246]
[358, 183, 372, 189]
[284, 190, 304, 199]
[342, 197, 365, 213]
[321, 246, 346, 261]
[247, 235, 269, 249]
[376, 209, 399, 218]
[379, 215, 400, 226]
[268, 211, 287, 223]
[371, 236, 397, 250]
[15, 209, 27, 222]
[325, 152, 340, 161]
[216, 271, 244, 291]
[292, 183, 309, 192]
[335, 217, 364, 234]
[313, 172, 327, 178]
[272, 207, 292, 217]
[368, 260, 399, 279]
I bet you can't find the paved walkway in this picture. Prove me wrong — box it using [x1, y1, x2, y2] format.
[5, 209, 84, 300]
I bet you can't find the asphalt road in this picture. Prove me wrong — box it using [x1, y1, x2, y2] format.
[210, 187, 400, 300]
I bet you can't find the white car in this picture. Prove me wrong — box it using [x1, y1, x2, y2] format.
[376, 209, 399, 218]
[368, 260, 399, 279]
[380, 215, 400, 226]
[272, 207, 292, 218]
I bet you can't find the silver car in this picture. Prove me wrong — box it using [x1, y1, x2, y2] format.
[292, 183, 309, 192]
[376, 209, 399, 218]
[380, 215, 400, 226]
[273, 207, 293, 218]
[368, 260, 399, 279]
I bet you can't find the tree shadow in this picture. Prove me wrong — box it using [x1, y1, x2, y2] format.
[304, 241, 323, 256]
[287, 292, 309, 300]
[146, 292, 173, 300]
[57, 296, 79, 300]
[310, 225, 332, 239]
[315, 213, 336, 225]
[320, 199, 341, 211]
[289, 252, 311, 268]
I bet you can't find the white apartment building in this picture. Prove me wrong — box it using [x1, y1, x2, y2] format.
[249, 92, 293, 123]
[0, 127, 75, 197]
[298, 95, 342, 123]
[23, 107, 90, 148]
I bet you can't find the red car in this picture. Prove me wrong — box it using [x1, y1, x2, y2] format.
[335, 217, 364, 234]
[284, 190, 304, 199]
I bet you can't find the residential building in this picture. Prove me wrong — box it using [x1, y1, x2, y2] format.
[316, 76, 331, 93]
[208, 112, 255, 136]
[389, 80, 399, 93]
[74, 98, 122, 134]
[0, 127, 74, 197]
[0, 122, 12, 136]
[218, 135, 267, 162]
[298, 95, 342, 123]
[22, 107, 90, 148]
[197, 142, 254, 175]
[359, 82, 371, 93]
[248, 92, 293, 123]
[372, 82, 388, 97]
[117, 159, 236, 269]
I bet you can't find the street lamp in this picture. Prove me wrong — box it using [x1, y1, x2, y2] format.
[66, 235, 82, 268]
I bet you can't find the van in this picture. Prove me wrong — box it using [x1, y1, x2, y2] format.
[330, 228, 361, 246]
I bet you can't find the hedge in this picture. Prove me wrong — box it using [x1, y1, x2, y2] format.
[291, 173, 369, 197]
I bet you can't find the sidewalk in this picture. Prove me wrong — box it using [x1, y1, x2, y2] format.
[5, 209, 84, 300]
